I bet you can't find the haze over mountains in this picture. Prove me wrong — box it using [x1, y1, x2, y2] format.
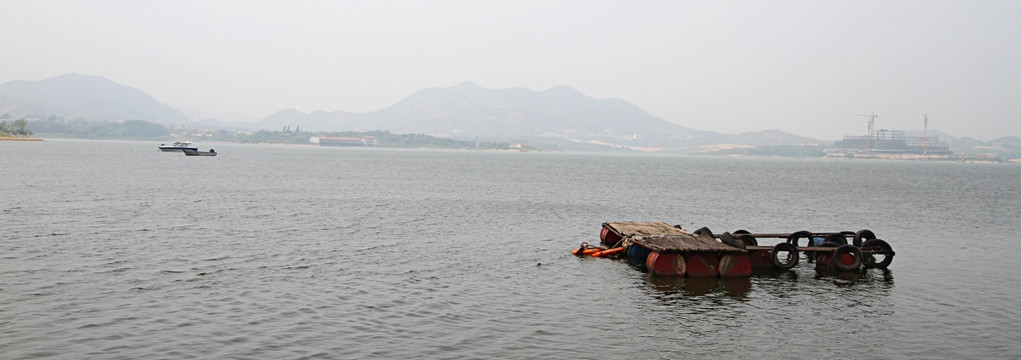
[0, 74, 190, 125]
[0, 74, 857, 150]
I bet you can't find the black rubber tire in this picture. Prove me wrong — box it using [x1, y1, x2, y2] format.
[853, 229, 876, 247]
[736, 234, 758, 247]
[861, 238, 894, 269]
[786, 230, 812, 248]
[733, 229, 751, 235]
[720, 232, 745, 250]
[833, 244, 863, 271]
[771, 242, 799, 270]
[823, 233, 848, 246]
[693, 226, 714, 238]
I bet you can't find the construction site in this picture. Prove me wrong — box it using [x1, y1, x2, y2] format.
[827, 112, 953, 157]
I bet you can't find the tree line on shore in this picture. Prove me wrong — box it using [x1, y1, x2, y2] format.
[0, 119, 34, 137]
[18, 117, 513, 150]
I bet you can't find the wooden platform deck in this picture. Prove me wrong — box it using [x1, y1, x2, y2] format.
[602, 221, 686, 237]
[632, 234, 746, 254]
[603, 221, 745, 254]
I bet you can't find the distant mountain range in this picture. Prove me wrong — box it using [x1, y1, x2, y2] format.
[0, 73, 190, 125]
[256, 81, 825, 150]
[0, 74, 841, 151]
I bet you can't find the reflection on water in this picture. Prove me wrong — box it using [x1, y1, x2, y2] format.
[641, 266, 894, 298]
[644, 274, 752, 298]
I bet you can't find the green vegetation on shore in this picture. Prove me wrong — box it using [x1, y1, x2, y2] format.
[0, 119, 34, 137]
[23, 117, 512, 150]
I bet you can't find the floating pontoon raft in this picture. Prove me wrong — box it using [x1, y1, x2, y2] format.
[576, 221, 895, 277]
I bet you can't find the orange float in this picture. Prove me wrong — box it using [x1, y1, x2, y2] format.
[572, 247, 603, 256]
[593, 247, 626, 258]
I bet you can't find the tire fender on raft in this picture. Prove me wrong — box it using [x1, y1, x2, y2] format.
[861, 238, 895, 269]
[833, 244, 863, 272]
[720, 232, 745, 250]
[735, 234, 758, 247]
[693, 227, 714, 238]
[786, 230, 812, 248]
[853, 229, 877, 247]
[771, 242, 799, 270]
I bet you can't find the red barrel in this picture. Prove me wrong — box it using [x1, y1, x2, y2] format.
[719, 254, 752, 278]
[836, 252, 857, 269]
[646, 251, 685, 276]
[600, 225, 621, 247]
[685, 253, 720, 278]
[748, 250, 774, 269]
[815, 253, 835, 271]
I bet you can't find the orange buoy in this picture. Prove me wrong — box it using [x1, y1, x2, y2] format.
[685, 253, 720, 278]
[646, 251, 685, 276]
[572, 248, 603, 256]
[719, 254, 752, 278]
[593, 247, 625, 257]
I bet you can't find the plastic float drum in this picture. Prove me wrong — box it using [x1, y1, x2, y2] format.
[685, 253, 720, 278]
[600, 225, 621, 247]
[815, 252, 834, 271]
[748, 250, 774, 269]
[646, 251, 685, 276]
[719, 254, 752, 278]
[814, 242, 839, 271]
[822, 233, 848, 246]
[832, 244, 863, 272]
[627, 244, 651, 263]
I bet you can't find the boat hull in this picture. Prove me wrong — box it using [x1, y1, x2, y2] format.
[183, 149, 216, 156]
[158, 146, 198, 152]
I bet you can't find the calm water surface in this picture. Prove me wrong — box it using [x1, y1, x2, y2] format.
[2, 139, 1020, 359]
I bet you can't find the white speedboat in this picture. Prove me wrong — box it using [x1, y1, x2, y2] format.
[158, 140, 198, 152]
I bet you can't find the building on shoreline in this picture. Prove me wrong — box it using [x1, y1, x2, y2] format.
[830, 129, 952, 155]
[309, 136, 377, 147]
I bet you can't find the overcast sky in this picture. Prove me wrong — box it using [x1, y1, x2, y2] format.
[2, 0, 1019, 140]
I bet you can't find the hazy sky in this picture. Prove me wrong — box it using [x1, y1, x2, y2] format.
[3, 0, 1019, 140]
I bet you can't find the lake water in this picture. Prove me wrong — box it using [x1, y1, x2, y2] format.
[2, 139, 1020, 359]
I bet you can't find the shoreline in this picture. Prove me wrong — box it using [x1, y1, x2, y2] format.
[0, 137, 44, 141]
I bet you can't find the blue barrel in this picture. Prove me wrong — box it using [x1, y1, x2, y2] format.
[627, 244, 651, 263]
[810, 236, 825, 246]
